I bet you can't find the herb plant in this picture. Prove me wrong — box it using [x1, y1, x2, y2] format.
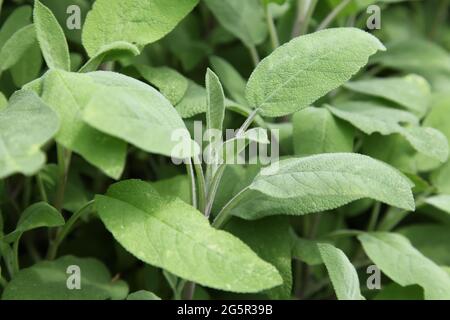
[0, 0, 450, 301]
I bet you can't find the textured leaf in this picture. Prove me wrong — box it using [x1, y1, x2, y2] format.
[318, 243, 364, 300]
[0, 5, 32, 49]
[0, 24, 36, 73]
[0, 92, 6, 110]
[358, 232, 450, 300]
[401, 127, 448, 163]
[425, 195, 450, 215]
[245, 28, 385, 117]
[79, 41, 140, 73]
[10, 41, 43, 87]
[226, 217, 292, 299]
[82, 71, 198, 159]
[3, 202, 64, 243]
[40, 70, 127, 179]
[232, 153, 414, 220]
[34, 0, 70, 70]
[292, 238, 323, 266]
[2, 256, 128, 300]
[293, 107, 354, 156]
[344, 75, 431, 117]
[82, 0, 199, 57]
[95, 180, 282, 293]
[206, 69, 225, 134]
[0, 90, 59, 179]
[204, 0, 267, 47]
[127, 290, 161, 300]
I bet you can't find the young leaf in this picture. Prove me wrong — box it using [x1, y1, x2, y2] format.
[245, 28, 385, 117]
[226, 217, 292, 299]
[206, 69, 226, 134]
[204, 0, 267, 48]
[358, 232, 450, 300]
[293, 107, 354, 156]
[95, 180, 282, 293]
[232, 153, 415, 220]
[78, 41, 140, 73]
[318, 243, 365, 300]
[2, 256, 129, 300]
[0, 90, 59, 179]
[209, 56, 247, 105]
[82, 0, 199, 57]
[127, 290, 161, 300]
[344, 75, 431, 117]
[0, 24, 36, 73]
[2, 202, 64, 243]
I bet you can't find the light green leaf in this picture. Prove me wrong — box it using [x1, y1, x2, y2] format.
[34, 0, 70, 70]
[135, 65, 189, 105]
[127, 290, 161, 300]
[82, 71, 198, 159]
[95, 180, 282, 293]
[318, 243, 365, 300]
[401, 127, 449, 163]
[226, 217, 292, 299]
[293, 107, 354, 156]
[0, 90, 59, 179]
[2, 255, 129, 300]
[344, 75, 431, 117]
[204, 0, 267, 47]
[358, 232, 450, 300]
[2, 202, 64, 243]
[232, 153, 414, 220]
[245, 28, 385, 117]
[151, 175, 190, 204]
[79, 41, 140, 73]
[40, 70, 127, 179]
[206, 69, 225, 134]
[0, 5, 32, 50]
[0, 92, 6, 110]
[0, 24, 36, 73]
[209, 56, 247, 105]
[10, 41, 43, 87]
[292, 238, 323, 266]
[82, 0, 199, 57]
[425, 195, 450, 215]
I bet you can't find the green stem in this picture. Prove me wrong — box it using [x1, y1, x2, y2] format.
[0, 275, 7, 289]
[204, 164, 226, 218]
[236, 108, 260, 137]
[367, 202, 381, 231]
[186, 159, 197, 209]
[36, 174, 48, 202]
[47, 200, 94, 260]
[316, 0, 351, 31]
[12, 239, 20, 275]
[292, 0, 318, 37]
[54, 144, 72, 213]
[212, 187, 250, 228]
[264, 4, 280, 50]
[193, 158, 206, 214]
[248, 45, 260, 67]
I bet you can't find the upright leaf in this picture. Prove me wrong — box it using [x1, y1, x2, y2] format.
[358, 232, 450, 300]
[0, 90, 59, 179]
[33, 0, 70, 70]
[318, 243, 365, 300]
[95, 180, 282, 293]
[245, 28, 385, 117]
[0, 24, 36, 73]
[206, 69, 225, 134]
[0, 5, 32, 49]
[209, 56, 247, 105]
[82, 0, 199, 57]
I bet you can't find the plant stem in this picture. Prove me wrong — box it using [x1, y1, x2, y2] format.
[186, 159, 197, 209]
[236, 108, 260, 137]
[193, 158, 207, 214]
[36, 174, 48, 202]
[54, 144, 72, 213]
[11, 239, 20, 275]
[212, 187, 250, 228]
[367, 202, 381, 231]
[47, 200, 94, 260]
[183, 281, 196, 300]
[248, 45, 260, 67]
[204, 164, 226, 218]
[292, 0, 318, 37]
[316, 0, 351, 31]
[264, 4, 280, 50]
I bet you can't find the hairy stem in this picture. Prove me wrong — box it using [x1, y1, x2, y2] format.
[186, 159, 198, 209]
[213, 187, 250, 228]
[264, 4, 280, 49]
[193, 158, 207, 214]
[316, 0, 351, 31]
[204, 164, 226, 218]
[248, 45, 260, 67]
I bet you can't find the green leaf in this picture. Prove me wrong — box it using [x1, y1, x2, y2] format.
[344, 75, 431, 117]
[0, 24, 36, 73]
[40, 70, 127, 179]
[206, 69, 225, 134]
[204, 0, 267, 47]
[232, 153, 415, 220]
[82, 71, 198, 159]
[95, 180, 282, 293]
[318, 243, 365, 300]
[10, 41, 43, 87]
[245, 28, 385, 117]
[226, 217, 292, 299]
[0, 92, 6, 110]
[127, 290, 161, 300]
[358, 232, 450, 300]
[209, 56, 247, 105]
[82, 0, 199, 57]
[0, 90, 59, 179]
[2, 202, 64, 243]
[401, 127, 449, 163]
[151, 175, 190, 204]
[34, 0, 70, 70]
[79, 41, 140, 73]
[135, 65, 189, 105]
[425, 195, 450, 215]
[293, 107, 354, 156]
[292, 238, 323, 266]
[0, 5, 32, 50]
[2, 255, 129, 300]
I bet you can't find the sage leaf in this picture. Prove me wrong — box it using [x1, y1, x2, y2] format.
[358, 232, 450, 300]
[0, 24, 36, 73]
[206, 69, 225, 134]
[127, 290, 161, 300]
[209, 56, 247, 105]
[0, 90, 59, 179]
[34, 0, 70, 70]
[318, 243, 365, 300]
[2, 256, 129, 300]
[95, 180, 282, 293]
[82, 0, 199, 57]
[425, 195, 450, 215]
[245, 28, 385, 117]
[0, 5, 32, 49]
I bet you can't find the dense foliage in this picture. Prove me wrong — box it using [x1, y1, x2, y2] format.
[0, 0, 449, 300]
